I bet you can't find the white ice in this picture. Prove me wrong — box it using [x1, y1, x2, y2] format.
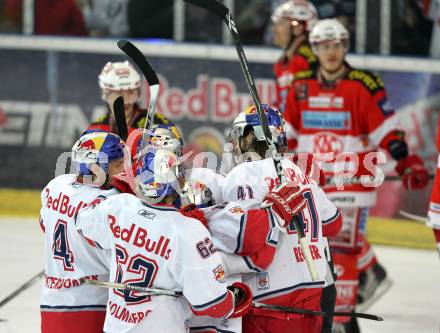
[0, 217, 439, 333]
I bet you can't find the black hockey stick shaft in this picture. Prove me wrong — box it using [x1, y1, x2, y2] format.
[0, 269, 44, 308]
[83, 279, 382, 321]
[252, 302, 383, 321]
[113, 96, 128, 141]
[117, 40, 160, 145]
[183, 0, 317, 281]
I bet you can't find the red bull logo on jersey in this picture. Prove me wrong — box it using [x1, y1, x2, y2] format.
[44, 188, 86, 218]
[213, 264, 225, 283]
[109, 215, 172, 260]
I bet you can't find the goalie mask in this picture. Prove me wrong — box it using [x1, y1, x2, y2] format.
[135, 148, 184, 202]
[227, 104, 287, 160]
[146, 123, 184, 157]
[71, 132, 124, 176]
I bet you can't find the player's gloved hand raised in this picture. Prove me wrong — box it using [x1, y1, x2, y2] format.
[290, 153, 326, 187]
[179, 204, 208, 229]
[227, 282, 253, 318]
[395, 155, 429, 190]
[262, 182, 307, 228]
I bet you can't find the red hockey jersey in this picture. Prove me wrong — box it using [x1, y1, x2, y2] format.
[428, 118, 440, 229]
[284, 65, 401, 207]
[273, 42, 317, 111]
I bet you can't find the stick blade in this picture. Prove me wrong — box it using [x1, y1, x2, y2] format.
[117, 39, 159, 86]
[113, 96, 128, 141]
[183, 0, 229, 19]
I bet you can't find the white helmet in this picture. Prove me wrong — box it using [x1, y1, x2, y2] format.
[309, 19, 349, 47]
[271, 0, 318, 31]
[98, 61, 141, 94]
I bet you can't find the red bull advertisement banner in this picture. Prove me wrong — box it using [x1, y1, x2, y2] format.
[0, 39, 439, 218]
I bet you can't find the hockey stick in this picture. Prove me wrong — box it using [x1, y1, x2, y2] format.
[252, 302, 383, 321]
[0, 269, 44, 309]
[398, 210, 427, 223]
[183, 0, 318, 281]
[81, 278, 183, 297]
[82, 279, 383, 321]
[113, 96, 128, 141]
[117, 39, 160, 147]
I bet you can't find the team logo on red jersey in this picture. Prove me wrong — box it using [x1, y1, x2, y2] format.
[229, 206, 245, 215]
[295, 83, 308, 101]
[213, 264, 226, 283]
[312, 132, 344, 154]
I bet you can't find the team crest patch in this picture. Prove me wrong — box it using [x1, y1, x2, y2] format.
[213, 264, 226, 283]
[295, 83, 308, 101]
[256, 272, 270, 291]
[229, 206, 245, 215]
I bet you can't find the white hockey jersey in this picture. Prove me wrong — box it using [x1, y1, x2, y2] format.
[222, 157, 340, 312]
[76, 193, 235, 333]
[189, 167, 226, 204]
[39, 174, 110, 311]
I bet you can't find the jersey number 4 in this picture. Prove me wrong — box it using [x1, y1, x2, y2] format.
[114, 245, 158, 305]
[52, 219, 75, 271]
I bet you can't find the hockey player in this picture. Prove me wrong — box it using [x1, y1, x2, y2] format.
[284, 19, 430, 332]
[271, 0, 318, 111]
[221, 105, 342, 333]
[428, 119, 440, 257]
[75, 148, 253, 333]
[110, 122, 184, 196]
[40, 131, 125, 333]
[87, 61, 171, 134]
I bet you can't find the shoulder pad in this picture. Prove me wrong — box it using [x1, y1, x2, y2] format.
[296, 45, 317, 64]
[347, 69, 384, 93]
[293, 70, 314, 81]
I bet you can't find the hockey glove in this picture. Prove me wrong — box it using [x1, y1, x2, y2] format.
[291, 153, 326, 187]
[262, 182, 307, 228]
[228, 282, 253, 318]
[395, 155, 429, 190]
[180, 204, 209, 229]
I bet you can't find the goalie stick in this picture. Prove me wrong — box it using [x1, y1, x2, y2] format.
[113, 96, 128, 141]
[117, 39, 160, 147]
[81, 278, 383, 321]
[183, 0, 318, 281]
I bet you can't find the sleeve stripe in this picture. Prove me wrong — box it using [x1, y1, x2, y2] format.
[191, 291, 229, 310]
[234, 215, 246, 254]
[266, 210, 279, 246]
[322, 209, 340, 224]
[243, 256, 262, 272]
